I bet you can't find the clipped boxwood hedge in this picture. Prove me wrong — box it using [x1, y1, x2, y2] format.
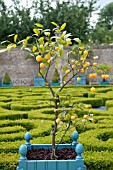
[0, 85, 113, 170]
[79, 128, 113, 151]
[0, 112, 28, 120]
[84, 150, 113, 170]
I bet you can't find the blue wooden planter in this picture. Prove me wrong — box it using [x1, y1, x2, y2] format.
[74, 75, 86, 85]
[50, 81, 60, 86]
[34, 76, 45, 86]
[16, 131, 86, 170]
[99, 81, 110, 85]
[2, 82, 13, 87]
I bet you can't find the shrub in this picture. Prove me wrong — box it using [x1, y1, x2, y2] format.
[2, 72, 12, 84]
[51, 68, 60, 83]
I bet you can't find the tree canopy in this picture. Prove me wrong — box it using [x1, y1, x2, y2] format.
[91, 2, 113, 44]
[0, 0, 97, 44]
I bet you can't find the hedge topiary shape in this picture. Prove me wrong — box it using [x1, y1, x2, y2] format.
[2, 72, 12, 84]
[51, 68, 60, 83]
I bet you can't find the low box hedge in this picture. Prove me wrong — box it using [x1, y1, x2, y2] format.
[79, 128, 113, 152]
[0, 119, 35, 130]
[84, 150, 113, 170]
[106, 100, 113, 109]
[0, 126, 26, 134]
[0, 112, 28, 120]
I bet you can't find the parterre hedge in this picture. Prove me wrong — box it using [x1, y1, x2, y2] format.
[0, 85, 113, 170]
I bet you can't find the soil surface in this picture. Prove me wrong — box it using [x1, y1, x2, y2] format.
[27, 148, 77, 160]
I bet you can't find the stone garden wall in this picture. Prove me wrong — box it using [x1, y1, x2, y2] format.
[0, 45, 113, 86]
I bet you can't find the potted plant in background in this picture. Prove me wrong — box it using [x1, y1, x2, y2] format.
[34, 75, 45, 86]
[93, 63, 112, 85]
[50, 68, 60, 86]
[2, 72, 13, 87]
[4, 22, 98, 170]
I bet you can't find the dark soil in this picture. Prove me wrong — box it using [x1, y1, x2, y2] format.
[27, 148, 77, 160]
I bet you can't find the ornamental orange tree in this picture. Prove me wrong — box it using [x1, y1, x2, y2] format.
[4, 22, 97, 159]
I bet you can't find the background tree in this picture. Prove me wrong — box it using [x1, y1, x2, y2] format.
[0, 0, 10, 41]
[91, 2, 113, 44]
[26, 0, 97, 43]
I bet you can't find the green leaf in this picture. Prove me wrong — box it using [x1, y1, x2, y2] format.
[35, 23, 44, 28]
[73, 38, 81, 44]
[33, 28, 40, 35]
[7, 34, 15, 37]
[14, 34, 18, 42]
[63, 74, 68, 81]
[40, 69, 46, 76]
[32, 45, 37, 52]
[7, 44, 13, 52]
[13, 44, 17, 48]
[26, 36, 30, 41]
[56, 59, 60, 67]
[24, 48, 32, 52]
[0, 48, 7, 53]
[51, 22, 58, 27]
[57, 38, 66, 45]
[60, 23, 66, 31]
[62, 66, 68, 72]
[44, 32, 50, 36]
[59, 48, 64, 56]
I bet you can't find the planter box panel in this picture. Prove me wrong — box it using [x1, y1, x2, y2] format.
[31, 144, 72, 150]
[27, 161, 37, 170]
[2, 83, 13, 87]
[34, 76, 45, 86]
[20, 160, 85, 170]
[50, 82, 60, 86]
[99, 81, 110, 85]
[74, 75, 86, 85]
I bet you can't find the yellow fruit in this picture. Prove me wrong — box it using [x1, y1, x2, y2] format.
[83, 50, 88, 57]
[71, 116, 76, 121]
[45, 54, 50, 60]
[80, 69, 85, 73]
[63, 81, 66, 84]
[90, 87, 96, 93]
[93, 62, 97, 67]
[70, 60, 75, 64]
[84, 105, 89, 109]
[77, 77, 81, 82]
[56, 118, 61, 124]
[47, 60, 51, 64]
[40, 63, 45, 69]
[65, 69, 70, 74]
[101, 75, 105, 79]
[89, 74, 93, 79]
[105, 75, 109, 79]
[36, 55, 43, 62]
[72, 65, 76, 69]
[65, 43, 69, 46]
[54, 109, 58, 112]
[40, 44, 43, 48]
[86, 62, 90, 66]
[83, 115, 89, 119]
[83, 62, 88, 68]
[93, 73, 97, 78]
[55, 46, 59, 50]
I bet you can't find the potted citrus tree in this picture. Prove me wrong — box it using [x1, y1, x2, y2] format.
[93, 63, 112, 85]
[5, 22, 98, 170]
[2, 72, 13, 87]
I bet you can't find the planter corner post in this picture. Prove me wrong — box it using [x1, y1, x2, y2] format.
[24, 132, 32, 150]
[71, 131, 79, 148]
[16, 144, 27, 170]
